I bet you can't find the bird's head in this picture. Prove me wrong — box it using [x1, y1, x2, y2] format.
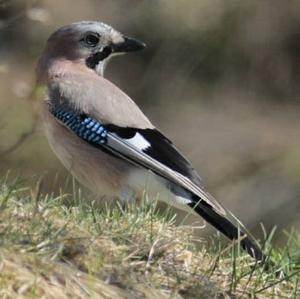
[37, 21, 145, 79]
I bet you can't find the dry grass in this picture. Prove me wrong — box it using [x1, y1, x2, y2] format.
[0, 178, 299, 298]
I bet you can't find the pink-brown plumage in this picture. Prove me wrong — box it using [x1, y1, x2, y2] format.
[37, 21, 267, 263]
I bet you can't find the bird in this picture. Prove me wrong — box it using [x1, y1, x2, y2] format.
[37, 21, 266, 263]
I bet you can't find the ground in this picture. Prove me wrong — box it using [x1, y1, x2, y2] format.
[0, 178, 299, 299]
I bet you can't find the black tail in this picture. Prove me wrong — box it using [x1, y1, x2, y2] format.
[188, 198, 265, 262]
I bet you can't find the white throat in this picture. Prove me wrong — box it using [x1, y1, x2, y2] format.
[95, 59, 109, 77]
[94, 53, 123, 77]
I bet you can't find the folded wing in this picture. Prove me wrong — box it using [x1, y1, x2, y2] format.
[50, 104, 265, 262]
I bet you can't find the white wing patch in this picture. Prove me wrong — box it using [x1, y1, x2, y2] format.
[126, 133, 151, 151]
[174, 195, 192, 205]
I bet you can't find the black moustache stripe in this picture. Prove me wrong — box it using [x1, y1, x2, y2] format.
[86, 46, 112, 69]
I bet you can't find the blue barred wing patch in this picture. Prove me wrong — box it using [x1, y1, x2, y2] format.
[51, 109, 108, 145]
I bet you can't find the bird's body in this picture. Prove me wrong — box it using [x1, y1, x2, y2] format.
[37, 21, 266, 263]
[41, 69, 200, 212]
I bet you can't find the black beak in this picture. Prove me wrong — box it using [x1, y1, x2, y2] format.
[112, 36, 146, 53]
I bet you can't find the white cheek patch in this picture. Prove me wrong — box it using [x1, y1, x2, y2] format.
[127, 133, 151, 151]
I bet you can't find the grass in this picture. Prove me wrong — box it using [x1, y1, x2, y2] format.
[0, 177, 299, 298]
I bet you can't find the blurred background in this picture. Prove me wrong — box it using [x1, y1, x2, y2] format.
[0, 0, 300, 244]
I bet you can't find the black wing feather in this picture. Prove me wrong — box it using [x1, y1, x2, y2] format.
[105, 124, 203, 187]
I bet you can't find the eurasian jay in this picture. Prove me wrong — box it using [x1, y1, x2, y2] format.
[37, 21, 265, 262]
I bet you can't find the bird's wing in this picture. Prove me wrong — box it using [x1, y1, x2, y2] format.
[50, 105, 227, 216]
[105, 124, 203, 186]
[50, 104, 267, 263]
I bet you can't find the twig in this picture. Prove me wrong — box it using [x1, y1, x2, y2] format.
[0, 117, 37, 158]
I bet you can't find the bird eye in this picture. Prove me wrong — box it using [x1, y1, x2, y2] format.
[84, 33, 100, 47]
